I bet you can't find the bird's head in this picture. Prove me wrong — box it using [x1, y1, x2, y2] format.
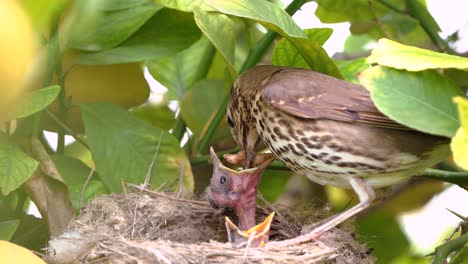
[227, 65, 283, 168]
[208, 147, 274, 231]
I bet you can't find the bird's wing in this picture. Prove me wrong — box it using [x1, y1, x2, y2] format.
[261, 68, 410, 130]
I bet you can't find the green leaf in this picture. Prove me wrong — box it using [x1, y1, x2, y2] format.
[131, 104, 176, 131]
[75, 9, 202, 65]
[63, 0, 162, 51]
[451, 97, 468, 170]
[0, 220, 20, 240]
[81, 102, 194, 193]
[357, 208, 410, 263]
[335, 58, 371, 84]
[14, 85, 60, 119]
[97, 0, 147, 11]
[0, 135, 39, 196]
[360, 66, 462, 137]
[180, 80, 230, 141]
[258, 170, 291, 202]
[272, 28, 333, 69]
[52, 155, 108, 212]
[344, 34, 375, 54]
[147, 37, 212, 100]
[155, 0, 204, 12]
[368, 39, 468, 71]
[315, 0, 390, 23]
[193, 8, 236, 73]
[206, 0, 342, 78]
[20, 0, 69, 31]
[207, 0, 305, 38]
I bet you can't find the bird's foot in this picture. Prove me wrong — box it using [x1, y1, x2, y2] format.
[225, 212, 275, 248]
[224, 151, 275, 168]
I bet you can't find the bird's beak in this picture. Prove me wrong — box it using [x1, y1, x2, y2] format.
[225, 212, 275, 247]
[224, 151, 276, 169]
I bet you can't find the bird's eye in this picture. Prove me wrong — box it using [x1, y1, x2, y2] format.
[227, 115, 234, 127]
[220, 175, 227, 185]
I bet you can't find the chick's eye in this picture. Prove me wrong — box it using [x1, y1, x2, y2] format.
[220, 175, 227, 185]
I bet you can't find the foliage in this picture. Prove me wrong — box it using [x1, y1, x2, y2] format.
[1, 0, 467, 263]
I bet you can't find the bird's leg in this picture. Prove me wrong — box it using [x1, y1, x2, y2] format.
[267, 177, 375, 247]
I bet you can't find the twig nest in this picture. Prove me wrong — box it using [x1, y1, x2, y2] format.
[46, 190, 373, 263]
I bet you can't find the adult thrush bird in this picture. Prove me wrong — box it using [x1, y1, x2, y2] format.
[209, 65, 450, 247]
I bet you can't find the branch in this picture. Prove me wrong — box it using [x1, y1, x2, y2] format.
[405, 0, 453, 53]
[422, 169, 468, 187]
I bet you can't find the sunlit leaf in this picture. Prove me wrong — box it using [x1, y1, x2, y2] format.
[147, 37, 213, 100]
[193, 7, 236, 73]
[206, 0, 342, 78]
[14, 85, 60, 119]
[98, 0, 147, 11]
[315, 0, 390, 23]
[155, 0, 205, 12]
[451, 97, 468, 170]
[0, 135, 38, 196]
[20, 0, 68, 31]
[360, 66, 462, 137]
[74, 9, 202, 64]
[63, 0, 162, 51]
[272, 28, 333, 69]
[81, 102, 194, 193]
[368, 39, 468, 71]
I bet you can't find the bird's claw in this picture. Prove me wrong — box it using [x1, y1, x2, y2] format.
[225, 212, 275, 248]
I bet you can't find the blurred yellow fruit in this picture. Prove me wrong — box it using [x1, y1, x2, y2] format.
[0, 240, 46, 264]
[0, 0, 37, 121]
[46, 51, 150, 132]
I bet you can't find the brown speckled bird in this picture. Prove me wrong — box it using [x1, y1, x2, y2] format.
[210, 65, 450, 247]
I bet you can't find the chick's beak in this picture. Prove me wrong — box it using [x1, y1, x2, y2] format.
[225, 212, 275, 248]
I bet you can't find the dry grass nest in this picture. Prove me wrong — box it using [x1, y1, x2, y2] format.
[46, 186, 374, 263]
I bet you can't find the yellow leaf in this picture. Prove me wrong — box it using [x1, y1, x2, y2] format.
[451, 128, 468, 170]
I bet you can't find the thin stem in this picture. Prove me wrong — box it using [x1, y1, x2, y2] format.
[368, 0, 392, 39]
[240, 31, 277, 74]
[405, 0, 453, 53]
[32, 24, 62, 137]
[45, 109, 89, 149]
[195, 0, 308, 156]
[195, 95, 229, 155]
[56, 57, 67, 154]
[376, 0, 405, 14]
[422, 168, 468, 186]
